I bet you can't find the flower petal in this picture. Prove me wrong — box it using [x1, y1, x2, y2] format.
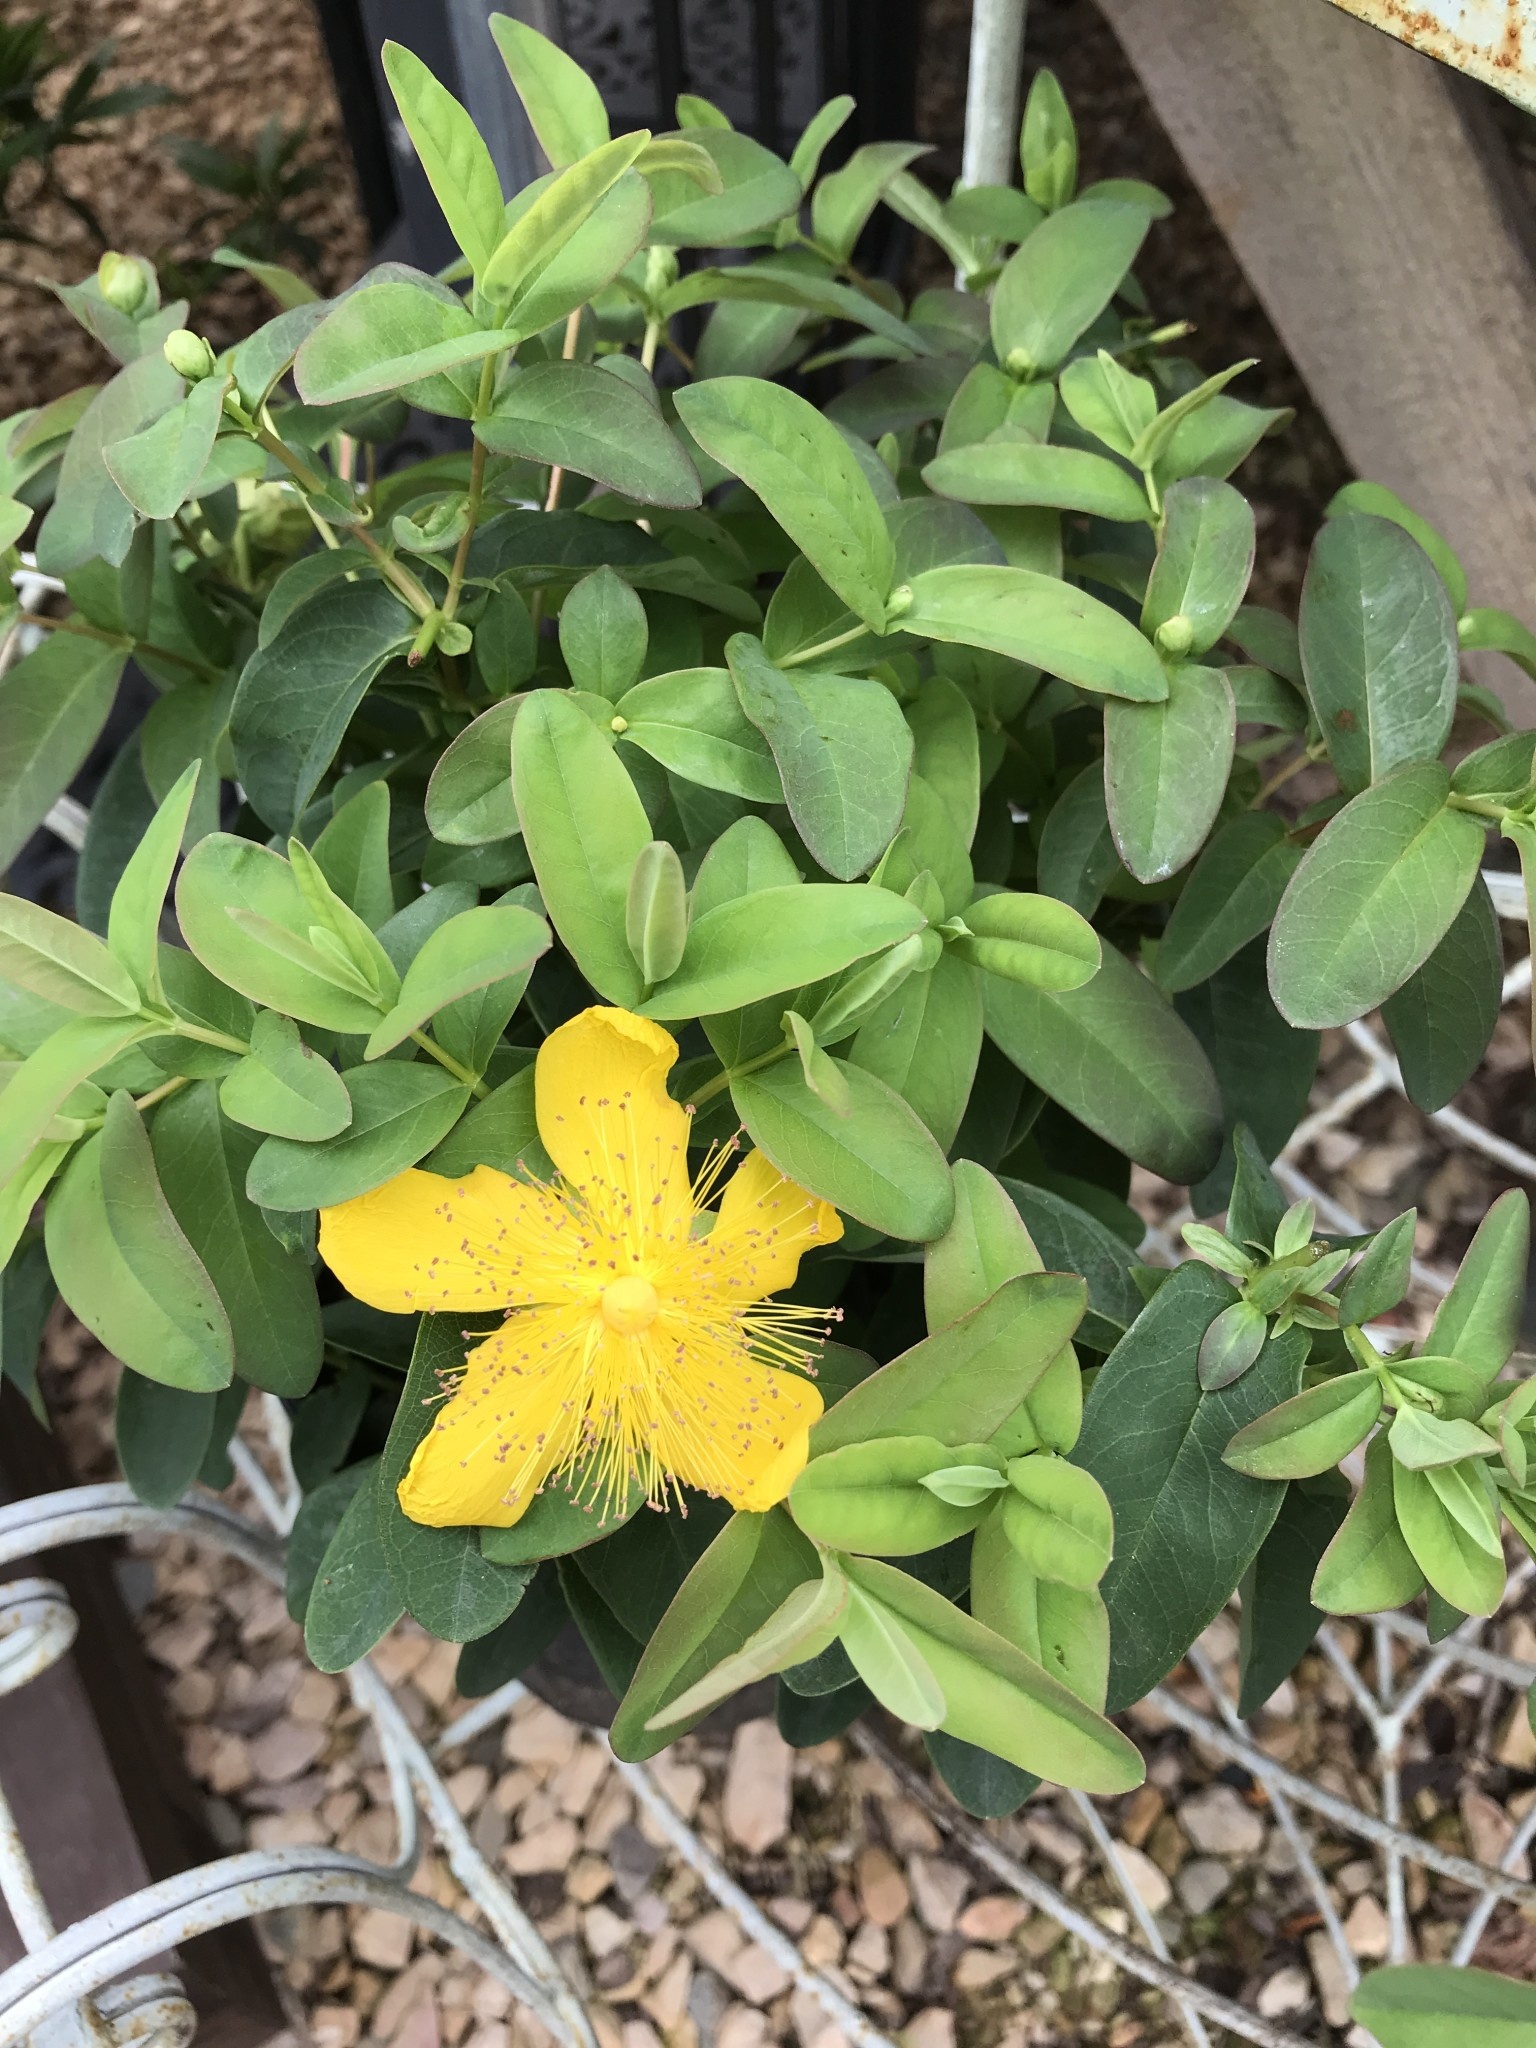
[536, 1006, 693, 1247]
[397, 1306, 594, 1527]
[319, 1164, 580, 1314]
[693, 1147, 844, 1301]
[646, 1315, 823, 1511]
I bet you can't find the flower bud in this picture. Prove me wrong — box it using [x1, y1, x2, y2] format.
[644, 245, 679, 301]
[97, 251, 148, 315]
[1153, 613, 1194, 656]
[163, 328, 216, 382]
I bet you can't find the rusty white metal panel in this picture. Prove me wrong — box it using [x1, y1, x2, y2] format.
[1324, 0, 1536, 110]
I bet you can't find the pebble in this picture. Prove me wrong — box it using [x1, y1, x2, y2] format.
[1111, 1842, 1171, 1914]
[952, 1948, 1013, 1990]
[1461, 1788, 1531, 1876]
[250, 1717, 328, 1784]
[1256, 1965, 1311, 2018]
[1343, 1893, 1391, 1960]
[1175, 1858, 1231, 1915]
[503, 1817, 580, 1875]
[1178, 1785, 1265, 1859]
[845, 1919, 891, 1982]
[955, 1895, 1026, 1942]
[907, 1854, 969, 1933]
[351, 1907, 415, 1973]
[1307, 1928, 1355, 2030]
[722, 1720, 794, 1854]
[855, 1846, 911, 1928]
[901, 2013, 956, 2048]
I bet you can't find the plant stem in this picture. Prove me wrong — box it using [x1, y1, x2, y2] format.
[1251, 748, 1317, 807]
[778, 622, 872, 670]
[640, 318, 663, 373]
[688, 1040, 790, 1110]
[349, 524, 436, 619]
[133, 1075, 190, 1114]
[146, 1015, 252, 1057]
[1448, 791, 1508, 822]
[443, 354, 500, 625]
[253, 422, 328, 497]
[543, 309, 584, 515]
[17, 610, 210, 678]
[410, 1028, 490, 1099]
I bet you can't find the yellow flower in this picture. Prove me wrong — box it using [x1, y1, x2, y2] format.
[319, 1007, 842, 1529]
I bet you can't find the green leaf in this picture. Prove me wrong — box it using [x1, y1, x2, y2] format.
[648, 1571, 850, 1730]
[1196, 1298, 1268, 1392]
[1075, 1261, 1306, 1708]
[647, 129, 801, 246]
[481, 1463, 643, 1567]
[1427, 1188, 1528, 1382]
[613, 668, 781, 802]
[1131, 362, 1258, 474]
[1141, 478, 1254, 653]
[1339, 1209, 1416, 1327]
[627, 842, 688, 987]
[0, 896, 140, 1015]
[923, 1728, 1038, 1817]
[1268, 764, 1484, 1029]
[456, 1567, 568, 1695]
[1459, 607, 1536, 681]
[1036, 761, 1119, 917]
[482, 133, 649, 312]
[425, 698, 523, 847]
[899, 566, 1168, 702]
[791, 1436, 994, 1556]
[376, 1312, 533, 1640]
[838, 1579, 945, 1729]
[1300, 513, 1459, 794]
[0, 1015, 151, 1187]
[1312, 1434, 1424, 1614]
[293, 281, 518, 407]
[642, 884, 922, 1020]
[116, 1372, 215, 1509]
[1001, 1455, 1114, 1590]
[218, 1011, 352, 1141]
[1058, 352, 1154, 457]
[489, 16, 609, 168]
[1002, 1180, 1142, 1353]
[106, 762, 200, 1005]
[725, 634, 912, 879]
[382, 42, 506, 277]
[1393, 1460, 1504, 1616]
[45, 1094, 234, 1392]
[814, 1272, 1084, 1453]
[1155, 813, 1302, 995]
[176, 834, 393, 1033]
[1223, 1371, 1383, 1480]
[1236, 1476, 1350, 1715]
[845, 948, 981, 1156]
[0, 631, 124, 871]
[1388, 1406, 1498, 1471]
[990, 199, 1150, 373]
[1104, 663, 1236, 883]
[365, 905, 549, 1059]
[150, 1081, 323, 1396]
[986, 940, 1222, 1185]
[674, 379, 894, 630]
[312, 783, 395, 931]
[841, 1556, 1143, 1791]
[923, 441, 1151, 523]
[246, 1064, 469, 1210]
[1152, 393, 1291, 486]
[924, 1158, 1043, 1332]
[908, 673, 980, 849]
[428, 1066, 546, 1181]
[559, 567, 649, 700]
[477, 364, 700, 509]
[810, 140, 930, 260]
[1021, 67, 1078, 207]
[36, 351, 183, 573]
[732, 1054, 954, 1242]
[950, 890, 1100, 990]
[1351, 1964, 1536, 2044]
[102, 373, 225, 522]
[304, 1465, 406, 1671]
[512, 690, 652, 1007]
[1328, 481, 1467, 615]
[231, 581, 415, 832]
[611, 1507, 819, 1759]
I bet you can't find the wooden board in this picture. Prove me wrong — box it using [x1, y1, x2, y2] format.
[1093, 0, 1536, 720]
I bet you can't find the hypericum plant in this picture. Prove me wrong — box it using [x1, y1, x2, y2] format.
[1, 23, 1534, 1813]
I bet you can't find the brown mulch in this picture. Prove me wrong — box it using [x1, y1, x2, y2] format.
[0, 0, 369, 417]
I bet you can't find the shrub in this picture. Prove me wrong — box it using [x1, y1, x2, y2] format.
[1, 22, 1532, 1812]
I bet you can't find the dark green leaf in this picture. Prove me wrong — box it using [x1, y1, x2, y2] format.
[304, 1464, 406, 1670]
[1236, 1477, 1350, 1715]
[1381, 877, 1501, 1111]
[0, 632, 123, 870]
[477, 363, 701, 509]
[1075, 1261, 1306, 1709]
[1155, 813, 1301, 996]
[1104, 663, 1235, 883]
[115, 1372, 215, 1509]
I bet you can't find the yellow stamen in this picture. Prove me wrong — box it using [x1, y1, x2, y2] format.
[601, 1274, 660, 1333]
